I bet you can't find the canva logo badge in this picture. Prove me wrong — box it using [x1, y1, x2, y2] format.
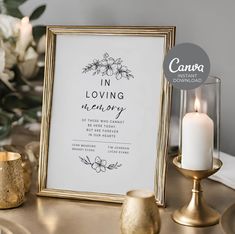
[163, 43, 210, 90]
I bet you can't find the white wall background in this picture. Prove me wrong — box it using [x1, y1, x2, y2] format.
[21, 0, 235, 156]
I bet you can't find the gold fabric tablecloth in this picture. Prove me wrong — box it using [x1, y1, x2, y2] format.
[0, 158, 234, 234]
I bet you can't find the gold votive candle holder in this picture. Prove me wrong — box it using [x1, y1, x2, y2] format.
[172, 156, 222, 227]
[3, 145, 33, 193]
[120, 189, 161, 234]
[0, 152, 25, 209]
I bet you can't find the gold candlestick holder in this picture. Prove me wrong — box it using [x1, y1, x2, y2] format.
[172, 156, 222, 227]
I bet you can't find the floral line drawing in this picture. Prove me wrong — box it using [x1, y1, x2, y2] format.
[82, 53, 134, 80]
[79, 156, 122, 173]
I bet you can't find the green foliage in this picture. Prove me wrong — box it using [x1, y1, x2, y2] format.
[3, 0, 27, 9]
[5, 7, 23, 18]
[33, 25, 46, 41]
[29, 5, 46, 20]
[0, 110, 11, 139]
[1, 0, 46, 20]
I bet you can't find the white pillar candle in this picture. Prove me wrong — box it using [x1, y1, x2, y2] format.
[16, 16, 33, 59]
[182, 98, 214, 170]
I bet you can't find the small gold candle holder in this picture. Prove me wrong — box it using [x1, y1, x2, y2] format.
[120, 190, 161, 234]
[0, 152, 25, 209]
[172, 156, 222, 227]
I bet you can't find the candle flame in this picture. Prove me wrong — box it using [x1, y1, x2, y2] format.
[194, 98, 200, 112]
[21, 16, 29, 24]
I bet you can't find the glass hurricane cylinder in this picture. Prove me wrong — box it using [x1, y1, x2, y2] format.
[179, 76, 221, 170]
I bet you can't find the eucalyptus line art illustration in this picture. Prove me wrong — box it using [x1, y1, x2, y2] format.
[82, 53, 134, 80]
[79, 156, 122, 173]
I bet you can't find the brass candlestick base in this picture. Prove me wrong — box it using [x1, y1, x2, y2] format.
[172, 156, 222, 227]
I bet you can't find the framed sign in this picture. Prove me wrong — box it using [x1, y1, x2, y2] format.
[38, 26, 175, 206]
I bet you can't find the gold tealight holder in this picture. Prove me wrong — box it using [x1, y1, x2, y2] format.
[172, 156, 222, 227]
[120, 190, 161, 234]
[0, 152, 25, 209]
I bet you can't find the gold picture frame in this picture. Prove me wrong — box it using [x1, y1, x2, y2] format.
[38, 26, 175, 206]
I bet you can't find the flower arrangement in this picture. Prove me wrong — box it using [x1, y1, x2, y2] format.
[0, 0, 46, 141]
